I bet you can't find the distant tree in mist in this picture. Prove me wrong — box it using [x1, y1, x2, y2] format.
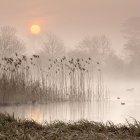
[40, 33, 65, 60]
[124, 38, 140, 61]
[0, 26, 25, 57]
[122, 17, 140, 76]
[68, 35, 126, 78]
[123, 17, 140, 59]
[76, 35, 111, 62]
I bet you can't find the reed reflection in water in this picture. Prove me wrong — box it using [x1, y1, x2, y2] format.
[0, 101, 110, 123]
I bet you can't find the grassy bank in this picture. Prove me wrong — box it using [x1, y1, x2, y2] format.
[0, 113, 140, 140]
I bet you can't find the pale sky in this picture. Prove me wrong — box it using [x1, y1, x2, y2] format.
[0, 0, 140, 55]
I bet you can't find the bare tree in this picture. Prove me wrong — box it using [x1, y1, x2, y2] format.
[77, 35, 111, 61]
[41, 33, 65, 59]
[0, 26, 25, 58]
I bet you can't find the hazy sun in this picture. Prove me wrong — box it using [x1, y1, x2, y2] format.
[30, 25, 41, 34]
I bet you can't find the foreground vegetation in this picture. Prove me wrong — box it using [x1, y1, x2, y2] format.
[0, 113, 140, 140]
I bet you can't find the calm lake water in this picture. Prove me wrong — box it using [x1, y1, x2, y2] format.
[0, 81, 140, 124]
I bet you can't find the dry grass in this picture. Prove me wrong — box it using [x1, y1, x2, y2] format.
[0, 113, 140, 140]
[0, 53, 109, 104]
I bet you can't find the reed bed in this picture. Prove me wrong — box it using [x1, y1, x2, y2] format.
[0, 53, 109, 104]
[0, 113, 140, 140]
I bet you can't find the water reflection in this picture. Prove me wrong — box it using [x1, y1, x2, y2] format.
[0, 98, 140, 124]
[0, 101, 110, 124]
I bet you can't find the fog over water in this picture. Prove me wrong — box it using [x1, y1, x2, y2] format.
[0, 80, 140, 124]
[0, 0, 140, 124]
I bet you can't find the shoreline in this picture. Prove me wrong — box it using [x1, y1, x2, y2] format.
[0, 113, 140, 140]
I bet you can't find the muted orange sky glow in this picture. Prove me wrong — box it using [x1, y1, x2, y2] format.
[0, 0, 140, 55]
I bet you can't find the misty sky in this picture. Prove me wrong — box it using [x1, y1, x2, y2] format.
[0, 0, 140, 54]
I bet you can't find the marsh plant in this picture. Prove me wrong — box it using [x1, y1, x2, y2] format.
[0, 113, 140, 140]
[0, 53, 109, 104]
